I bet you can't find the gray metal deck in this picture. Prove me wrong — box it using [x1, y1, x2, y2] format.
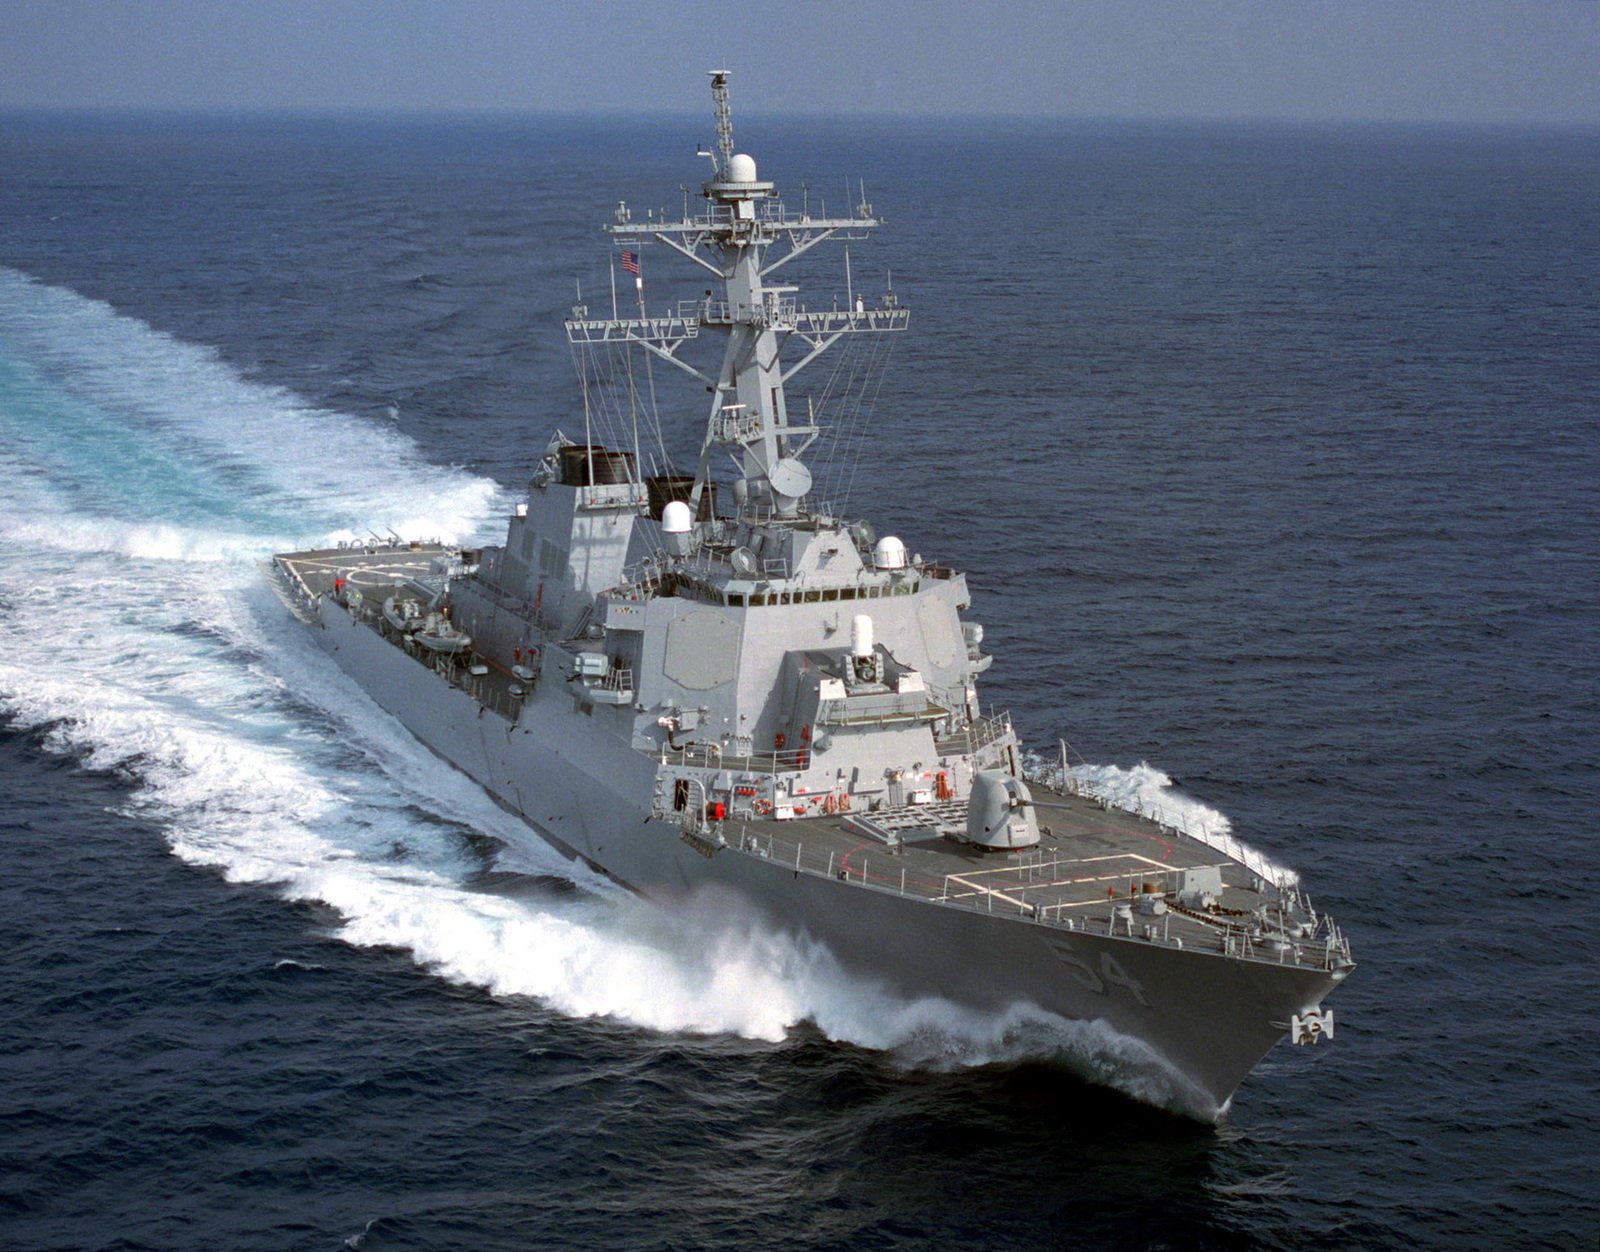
[719, 789, 1327, 964]
[270, 542, 446, 604]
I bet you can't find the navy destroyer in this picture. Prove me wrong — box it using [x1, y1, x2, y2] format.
[269, 74, 1352, 1115]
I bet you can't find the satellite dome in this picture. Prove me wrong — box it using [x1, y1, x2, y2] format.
[662, 500, 693, 533]
[728, 153, 758, 182]
[661, 499, 695, 557]
[873, 535, 908, 570]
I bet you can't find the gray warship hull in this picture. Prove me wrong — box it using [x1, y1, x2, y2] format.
[267, 74, 1352, 1115]
[267, 542, 1349, 1114]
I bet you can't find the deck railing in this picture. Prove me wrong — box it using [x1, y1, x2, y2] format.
[933, 711, 1012, 758]
[704, 819, 1350, 972]
[659, 743, 813, 775]
[1054, 767, 1301, 893]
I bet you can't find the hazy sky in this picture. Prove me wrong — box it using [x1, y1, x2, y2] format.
[2, 0, 1597, 124]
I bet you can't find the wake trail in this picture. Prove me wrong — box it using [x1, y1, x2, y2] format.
[0, 270, 1219, 1119]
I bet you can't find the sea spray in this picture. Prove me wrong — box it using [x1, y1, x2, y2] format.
[1027, 751, 1300, 889]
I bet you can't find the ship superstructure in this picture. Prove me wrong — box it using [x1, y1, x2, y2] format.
[268, 74, 1352, 1115]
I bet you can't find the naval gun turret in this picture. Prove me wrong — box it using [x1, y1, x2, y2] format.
[966, 770, 1041, 851]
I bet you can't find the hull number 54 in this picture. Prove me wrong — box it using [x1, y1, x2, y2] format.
[1047, 941, 1151, 1008]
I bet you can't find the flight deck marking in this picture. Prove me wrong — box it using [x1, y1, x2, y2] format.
[941, 851, 1170, 901]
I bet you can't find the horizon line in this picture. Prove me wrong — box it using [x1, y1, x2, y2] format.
[3, 103, 1598, 134]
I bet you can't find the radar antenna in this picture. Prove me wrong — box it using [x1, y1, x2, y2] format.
[574, 69, 909, 520]
[708, 70, 733, 179]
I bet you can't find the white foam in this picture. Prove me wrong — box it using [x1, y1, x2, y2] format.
[312, 874, 1219, 1118]
[0, 269, 502, 550]
[0, 271, 1219, 1118]
[1028, 752, 1300, 889]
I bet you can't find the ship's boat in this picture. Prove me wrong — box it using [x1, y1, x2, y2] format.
[383, 595, 421, 634]
[412, 622, 473, 654]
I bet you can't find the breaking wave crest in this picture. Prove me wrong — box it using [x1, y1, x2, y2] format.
[0, 270, 1215, 1118]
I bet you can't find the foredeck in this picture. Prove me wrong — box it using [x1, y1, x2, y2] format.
[722, 792, 1350, 971]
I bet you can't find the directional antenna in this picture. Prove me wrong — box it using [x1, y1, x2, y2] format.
[708, 70, 734, 178]
[768, 457, 813, 502]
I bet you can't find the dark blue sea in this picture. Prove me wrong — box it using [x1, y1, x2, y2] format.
[1, 110, 1597, 1251]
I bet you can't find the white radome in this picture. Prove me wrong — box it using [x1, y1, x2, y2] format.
[873, 535, 908, 570]
[661, 500, 693, 534]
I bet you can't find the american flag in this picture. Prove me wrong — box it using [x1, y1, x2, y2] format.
[620, 250, 640, 275]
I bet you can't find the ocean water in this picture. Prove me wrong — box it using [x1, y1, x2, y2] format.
[1, 111, 1597, 1250]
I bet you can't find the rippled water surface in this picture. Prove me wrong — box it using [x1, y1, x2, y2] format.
[1, 112, 1597, 1250]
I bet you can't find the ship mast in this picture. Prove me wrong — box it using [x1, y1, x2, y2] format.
[567, 71, 908, 521]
